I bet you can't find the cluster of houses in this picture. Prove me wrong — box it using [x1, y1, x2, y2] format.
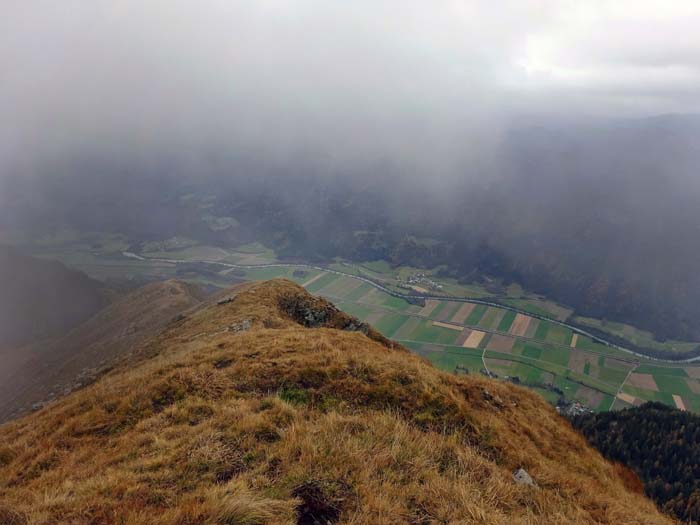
[556, 400, 593, 417]
[400, 272, 444, 291]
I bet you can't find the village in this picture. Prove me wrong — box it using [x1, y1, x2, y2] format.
[398, 272, 444, 293]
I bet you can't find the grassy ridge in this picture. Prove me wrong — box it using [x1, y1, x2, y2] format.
[0, 280, 671, 524]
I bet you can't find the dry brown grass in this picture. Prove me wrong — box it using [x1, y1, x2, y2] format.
[0, 280, 672, 524]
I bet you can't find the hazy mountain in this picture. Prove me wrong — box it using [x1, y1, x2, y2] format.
[0, 248, 109, 347]
[0, 279, 208, 422]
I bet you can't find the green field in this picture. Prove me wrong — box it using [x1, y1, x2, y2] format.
[305, 272, 340, 293]
[546, 324, 573, 346]
[502, 298, 573, 321]
[496, 311, 517, 332]
[344, 282, 373, 302]
[465, 305, 487, 325]
[407, 320, 461, 345]
[374, 313, 411, 338]
[573, 315, 700, 354]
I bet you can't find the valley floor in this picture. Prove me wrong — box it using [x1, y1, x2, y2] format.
[18, 234, 700, 413]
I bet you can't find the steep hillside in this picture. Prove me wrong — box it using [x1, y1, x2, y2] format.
[0, 280, 207, 422]
[574, 402, 700, 523]
[0, 280, 671, 524]
[0, 247, 109, 347]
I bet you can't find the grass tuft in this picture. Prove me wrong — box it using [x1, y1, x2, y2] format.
[208, 481, 295, 525]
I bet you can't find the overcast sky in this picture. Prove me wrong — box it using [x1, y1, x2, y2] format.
[2, 1, 700, 180]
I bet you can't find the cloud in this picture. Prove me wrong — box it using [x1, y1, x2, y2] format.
[1, 1, 699, 181]
[508, 1, 700, 113]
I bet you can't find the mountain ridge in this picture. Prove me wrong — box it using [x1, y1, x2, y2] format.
[0, 247, 110, 347]
[0, 279, 671, 524]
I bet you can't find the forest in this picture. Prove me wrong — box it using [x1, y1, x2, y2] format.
[573, 403, 700, 523]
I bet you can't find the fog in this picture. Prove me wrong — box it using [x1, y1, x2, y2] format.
[3, 2, 700, 344]
[2, 1, 700, 184]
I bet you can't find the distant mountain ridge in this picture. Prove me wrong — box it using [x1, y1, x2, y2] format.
[0, 279, 208, 422]
[0, 247, 109, 347]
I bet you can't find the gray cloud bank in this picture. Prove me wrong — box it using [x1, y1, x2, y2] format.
[1, 0, 700, 182]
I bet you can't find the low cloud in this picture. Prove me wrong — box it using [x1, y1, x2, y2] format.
[1, 1, 699, 183]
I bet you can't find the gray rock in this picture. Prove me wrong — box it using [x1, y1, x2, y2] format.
[228, 319, 252, 332]
[481, 388, 505, 409]
[343, 319, 370, 335]
[513, 468, 536, 486]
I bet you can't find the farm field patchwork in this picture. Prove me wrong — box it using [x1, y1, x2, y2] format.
[307, 277, 700, 413]
[28, 232, 699, 353]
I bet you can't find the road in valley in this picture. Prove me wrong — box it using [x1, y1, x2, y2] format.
[130, 252, 700, 364]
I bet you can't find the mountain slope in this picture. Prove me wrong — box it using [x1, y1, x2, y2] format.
[573, 402, 700, 523]
[0, 247, 109, 347]
[0, 280, 207, 422]
[0, 280, 671, 524]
